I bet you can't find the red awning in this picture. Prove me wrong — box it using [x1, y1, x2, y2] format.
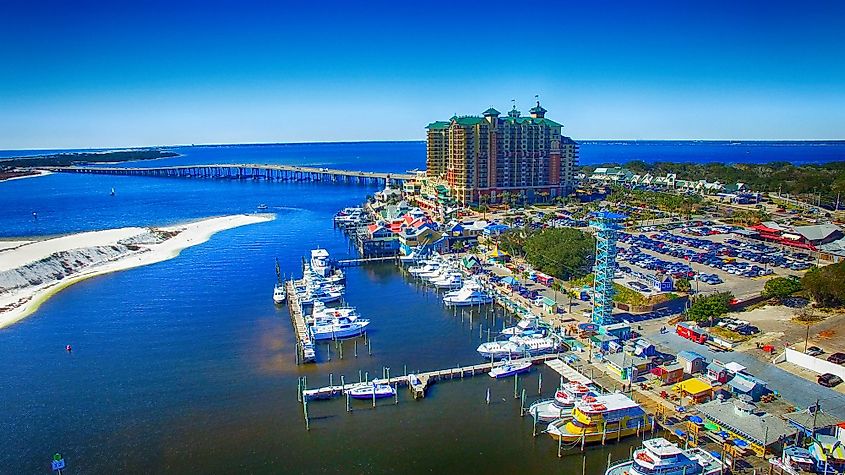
[752, 224, 781, 234]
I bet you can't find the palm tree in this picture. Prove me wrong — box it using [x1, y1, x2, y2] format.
[566, 288, 578, 314]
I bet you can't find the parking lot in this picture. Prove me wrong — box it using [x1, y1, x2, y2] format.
[615, 225, 814, 300]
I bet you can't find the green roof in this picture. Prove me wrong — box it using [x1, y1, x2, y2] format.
[426, 121, 450, 130]
[452, 116, 485, 126]
[483, 107, 501, 116]
[502, 116, 562, 127]
[530, 104, 547, 114]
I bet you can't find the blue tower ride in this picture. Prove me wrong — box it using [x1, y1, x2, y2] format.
[589, 211, 626, 325]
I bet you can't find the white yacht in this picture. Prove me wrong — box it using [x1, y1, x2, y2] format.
[306, 301, 358, 325]
[310, 248, 332, 277]
[443, 281, 493, 306]
[606, 438, 725, 475]
[348, 380, 396, 399]
[408, 261, 440, 276]
[273, 282, 286, 304]
[310, 315, 370, 340]
[476, 334, 557, 359]
[432, 273, 462, 289]
[501, 317, 541, 336]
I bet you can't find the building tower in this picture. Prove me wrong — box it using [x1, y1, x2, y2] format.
[590, 211, 626, 325]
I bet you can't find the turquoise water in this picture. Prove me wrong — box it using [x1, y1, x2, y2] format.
[1, 141, 841, 473]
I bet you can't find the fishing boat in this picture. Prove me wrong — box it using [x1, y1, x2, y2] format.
[527, 382, 594, 422]
[771, 446, 815, 475]
[477, 334, 558, 359]
[605, 438, 725, 475]
[273, 283, 286, 304]
[310, 315, 370, 340]
[310, 248, 332, 277]
[489, 359, 532, 378]
[408, 261, 440, 276]
[547, 392, 652, 444]
[347, 381, 396, 399]
[306, 301, 358, 325]
[444, 282, 493, 306]
[431, 272, 462, 289]
[501, 317, 541, 336]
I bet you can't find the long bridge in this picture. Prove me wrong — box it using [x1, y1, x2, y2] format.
[40, 164, 416, 187]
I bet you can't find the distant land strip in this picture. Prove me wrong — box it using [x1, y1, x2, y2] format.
[0, 149, 179, 168]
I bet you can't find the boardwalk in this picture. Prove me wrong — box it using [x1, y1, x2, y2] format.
[41, 163, 415, 186]
[302, 353, 562, 401]
[335, 256, 398, 267]
[285, 280, 316, 363]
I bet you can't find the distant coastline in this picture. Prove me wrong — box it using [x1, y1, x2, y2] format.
[0, 214, 275, 329]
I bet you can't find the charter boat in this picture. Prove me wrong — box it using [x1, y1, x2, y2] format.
[347, 380, 396, 399]
[605, 438, 725, 475]
[444, 282, 493, 306]
[273, 283, 286, 304]
[502, 317, 542, 336]
[489, 359, 532, 378]
[527, 382, 595, 422]
[310, 248, 332, 277]
[476, 334, 557, 359]
[310, 315, 370, 340]
[546, 392, 652, 444]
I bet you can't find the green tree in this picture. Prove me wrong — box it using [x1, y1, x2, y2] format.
[687, 292, 733, 323]
[522, 228, 596, 280]
[675, 278, 691, 293]
[762, 276, 802, 302]
[802, 262, 845, 308]
[450, 241, 465, 253]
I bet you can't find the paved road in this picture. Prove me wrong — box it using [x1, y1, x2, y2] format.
[645, 328, 845, 420]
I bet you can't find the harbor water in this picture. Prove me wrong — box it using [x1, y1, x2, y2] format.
[1, 141, 843, 473]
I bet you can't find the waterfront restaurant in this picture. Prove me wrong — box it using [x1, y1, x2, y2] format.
[698, 398, 798, 457]
[672, 377, 714, 403]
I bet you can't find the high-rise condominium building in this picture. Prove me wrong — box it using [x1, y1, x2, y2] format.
[425, 102, 578, 204]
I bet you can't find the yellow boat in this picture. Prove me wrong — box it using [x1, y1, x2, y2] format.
[547, 392, 652, 444]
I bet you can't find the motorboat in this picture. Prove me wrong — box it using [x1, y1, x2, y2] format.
[347, 380, 396, 399]
[605, 438, 725, 475]
[408, 261, 440, 276]
[501, 317, 541, 336]
[527, 382, 595, 422]
[476, 335, 557, 359]
[306, 301, 358, 325]
[310, 248, 332, 277]
[310, 315, 370, 340]
[431, 272, 462, 289]
[257, 204, 268, 210]
[273, 282, 286, 304]
[771, 446, 815, 475]
[489, 359, 532, 378]
[547, 393, 652, 444]
[444, 282, 493, 306]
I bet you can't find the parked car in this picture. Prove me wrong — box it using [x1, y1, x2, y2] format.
[736, 325, 760, 336]
[818, 373, 843, 388]
[806, 346, 824, 357]
[827, 352, 845, 365]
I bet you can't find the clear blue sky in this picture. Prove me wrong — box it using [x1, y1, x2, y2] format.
[2, 0, 844, 149]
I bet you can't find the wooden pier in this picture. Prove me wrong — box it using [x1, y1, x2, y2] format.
[285, 280, 316, 363]
[544, 358, 593, 385]
[301, 353, 562, 401]
[42, 163, 415, 187]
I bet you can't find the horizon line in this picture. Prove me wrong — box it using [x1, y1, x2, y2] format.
[4, 138, 845, 153]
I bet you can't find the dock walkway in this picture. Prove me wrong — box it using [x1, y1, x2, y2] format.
[286, 280, 315, 363]
[335, 256, 398, 267]
[544, 358, 593, 385]
[302, 353, 562, 400]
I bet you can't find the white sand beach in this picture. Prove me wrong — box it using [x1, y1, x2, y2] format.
[0, 213, 275, 329]
[0, 169, 52, 182]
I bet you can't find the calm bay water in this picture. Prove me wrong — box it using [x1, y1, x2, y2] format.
[1, 141, 843, 474]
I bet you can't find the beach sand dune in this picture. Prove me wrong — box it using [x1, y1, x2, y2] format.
[0, 213, 274, 329]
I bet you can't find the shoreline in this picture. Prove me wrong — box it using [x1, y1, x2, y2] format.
[0, 169, 52, 183]
[0, 213, 275, 329]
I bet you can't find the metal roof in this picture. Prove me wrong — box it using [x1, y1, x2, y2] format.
[698, 399, 797, 445]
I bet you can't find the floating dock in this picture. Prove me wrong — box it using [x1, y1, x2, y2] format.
[285, 280, 316, 363]
[335, 256, 399, 267]
[301, 353, 561, 401]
